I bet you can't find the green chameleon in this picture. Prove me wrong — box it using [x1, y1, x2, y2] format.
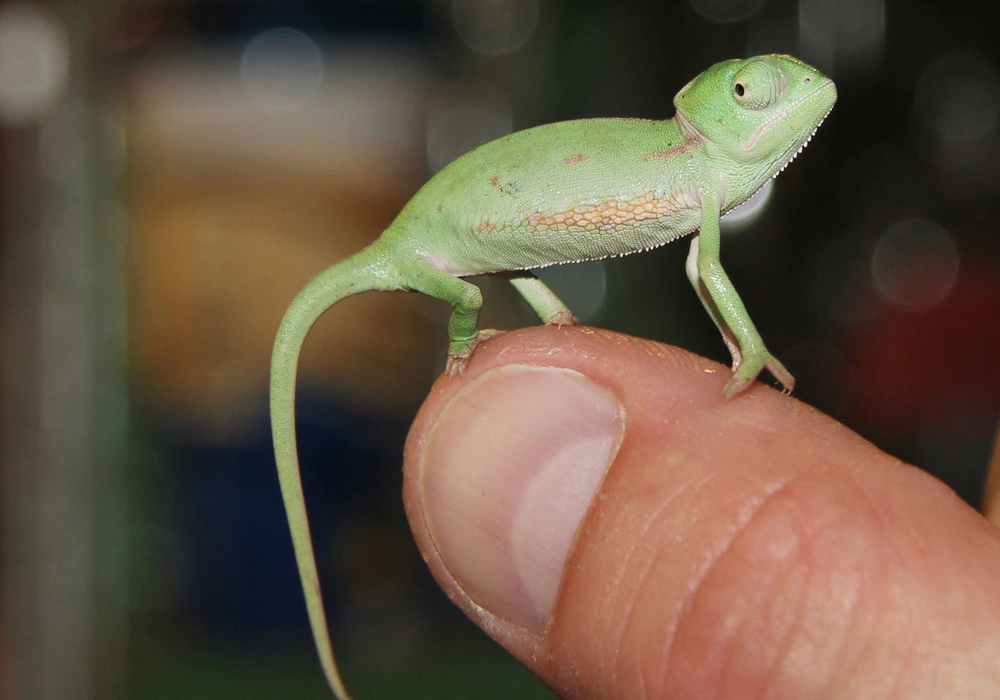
[270, 54, 836, 699]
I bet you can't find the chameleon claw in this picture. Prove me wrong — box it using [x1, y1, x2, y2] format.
[766, 357, 795, 394]
[445, 352, 470, 376]
[723, 353, 795, 399]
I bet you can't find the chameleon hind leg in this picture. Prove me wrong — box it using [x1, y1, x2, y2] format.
[403, 258, 488, 374]
[506, 271, 580, 326]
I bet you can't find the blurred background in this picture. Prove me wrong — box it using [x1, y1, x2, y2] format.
[1, 0, 999, 697]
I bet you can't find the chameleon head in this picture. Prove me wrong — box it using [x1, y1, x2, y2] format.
[673, 54, 836, 179]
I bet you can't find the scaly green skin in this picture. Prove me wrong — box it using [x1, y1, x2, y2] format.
[270, 55, 836, 699]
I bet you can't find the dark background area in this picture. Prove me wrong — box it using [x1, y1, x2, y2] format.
[2, 0, 1000, 698]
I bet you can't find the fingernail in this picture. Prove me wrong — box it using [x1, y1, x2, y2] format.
[419, 364, 624, 633]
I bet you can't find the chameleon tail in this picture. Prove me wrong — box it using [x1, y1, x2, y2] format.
[269, 240, 401, 700]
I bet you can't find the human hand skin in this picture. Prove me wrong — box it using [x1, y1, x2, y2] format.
[402, 326, 1000, 700]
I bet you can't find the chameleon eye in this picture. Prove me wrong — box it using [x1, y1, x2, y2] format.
[732, 59, 784, 110]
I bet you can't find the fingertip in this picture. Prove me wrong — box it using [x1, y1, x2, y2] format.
[405, 326, 1000, 700]
[416, 364, 624, 633]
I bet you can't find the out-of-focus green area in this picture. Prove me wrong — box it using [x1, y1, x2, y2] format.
[3, 0, 1000, 698]
[134, 645, 554, 700]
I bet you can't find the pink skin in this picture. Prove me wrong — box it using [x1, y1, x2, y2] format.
[404, 325, 1000, 700]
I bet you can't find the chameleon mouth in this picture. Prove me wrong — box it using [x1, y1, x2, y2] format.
[742, 79, 837, 153]
[732, 85, 835, 215]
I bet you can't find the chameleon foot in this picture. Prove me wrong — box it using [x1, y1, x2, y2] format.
[445, 329, 506, 376]
[548, 311, 580, 327]
[723, 353, 795, 399]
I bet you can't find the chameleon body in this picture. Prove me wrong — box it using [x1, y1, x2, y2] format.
[270, 55, 836, 699]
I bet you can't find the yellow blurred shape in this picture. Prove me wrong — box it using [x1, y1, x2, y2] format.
[128, 43, 437, 437]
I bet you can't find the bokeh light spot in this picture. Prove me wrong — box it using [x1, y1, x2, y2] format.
[799, 0, 884, 52]
[686, 0, 766, 23]
[451, 0, 539, 56]
[722, 180, 773, 230]
[798, 0, 884, 73]
[240, 28, 324, 112]
[871, 218, 959, 311]
[0, 2, 69, 127]
[913, 50, 1000, 148]
[426, 100, 512, 172]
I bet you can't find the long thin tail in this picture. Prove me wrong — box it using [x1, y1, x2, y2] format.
[270, 240, 400, 700]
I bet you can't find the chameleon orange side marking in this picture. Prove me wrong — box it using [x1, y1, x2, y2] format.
[525, 190, 698, 232]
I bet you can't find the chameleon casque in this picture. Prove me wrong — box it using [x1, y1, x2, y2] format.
[270, 54, 836, 699]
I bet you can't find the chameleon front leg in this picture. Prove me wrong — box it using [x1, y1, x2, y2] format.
[506, 271, 580, 326]
[690, 191, 794, 398]
[686, 234, 742, 368]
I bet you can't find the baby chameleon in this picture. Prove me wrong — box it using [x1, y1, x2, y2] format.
[270, 54, 836, 699]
